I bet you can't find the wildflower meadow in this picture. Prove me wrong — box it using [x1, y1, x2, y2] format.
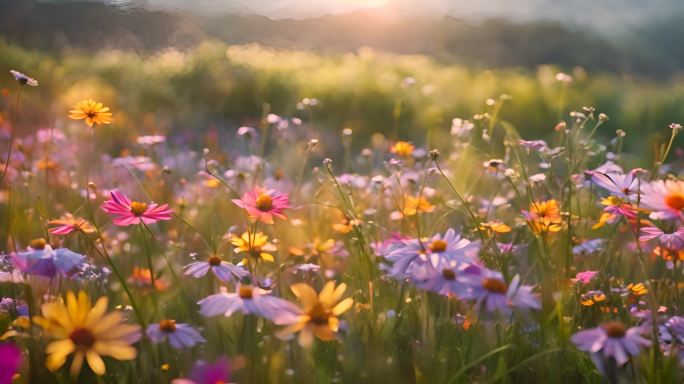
[2, 12, 684, 384]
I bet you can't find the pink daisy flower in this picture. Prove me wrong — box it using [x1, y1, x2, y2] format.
[101, 190, 173, 226]
[231, 187, 290, 224]
[573, 270, 599, 285]
[641, 180, 684, 221]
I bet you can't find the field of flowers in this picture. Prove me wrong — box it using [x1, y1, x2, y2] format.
[2, 45, 684, 384]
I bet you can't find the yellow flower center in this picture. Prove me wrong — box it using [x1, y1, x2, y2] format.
[666, 194, 684, 211]
[308, 303, 331, 325]
[602, 321, 626, 338]
[482, 278, 507, 294]
[255, 193, 273, 212]
[69, 328, 96, 348]
[30, 238, 47, 250]
[207, 255, 223, 267]
[238, 286, 253, 299]
[430, 240, 448, 253]
[159, 319, 177, 333]
[130, 201, 148, 216]
[441, 268, 456, 280]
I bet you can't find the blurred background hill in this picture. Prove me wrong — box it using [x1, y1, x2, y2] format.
[1, 0, 684, 159]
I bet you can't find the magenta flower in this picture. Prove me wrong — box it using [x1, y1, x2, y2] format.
[101, 190, 172, 226]
[0, 343, 21, 384]
[231, 187, 290, 224]
[172, 356, 232, 384]
[573, 270, 598, 285]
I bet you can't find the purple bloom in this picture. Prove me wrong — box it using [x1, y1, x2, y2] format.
[639, 226, 684, 250]
[0, 343, 21, 384]
[587, 169, 640, 199]
[411, 260, 469, 297]
[518, 139, 548, 151]
[384, 229, 479, 279]
[571, 322, 650, 367]
[146, 320, 205, 349]
[198, 286, 300, 324]
[172, 356, 232, 384]
[183, 255, 249, 283]
[572, 239, 604, 255]
[460, 269, 540, 314]
[11, 243, 85, 278]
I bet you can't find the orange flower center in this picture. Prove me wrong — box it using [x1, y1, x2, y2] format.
[69, 328, 96, 348]
[30, 238, 47, 250]
[238, 286, 253, 299]
[130, 201, 148, 216]
[208, 255, 223, 266]
[159, 319, 177, 333]
[602, 321, 626, 338]
[255, 193, 273, 212]
[482, 278, 507, 294]
[665, 194, 684, 211]
[430, 240, 448, 253]
[308, 303, 331, 325]
[441, 268, 456, 280]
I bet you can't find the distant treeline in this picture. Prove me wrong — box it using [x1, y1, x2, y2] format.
[1, 0, 684, 77]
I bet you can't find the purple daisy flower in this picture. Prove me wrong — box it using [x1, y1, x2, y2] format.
[172, 356, 232, 384]
[11, 240, 85, 278]
[571, 322, 650, 367]
[460, 269, 541, 314]
[198, 286, 300, 324]
[639, 226, 684, 250]
[183, 255, 249, 283]
[385, 229, 479, 279]
[587, 169, 640, 199]
[146, 320, 205, 349]
[411, 260, 470, 297]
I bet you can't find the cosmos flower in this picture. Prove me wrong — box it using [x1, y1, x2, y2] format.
[172, 356, 232, 384]
[198, 286, 299, 324]
[523, 200, 562, 234]
[460, 269, 540, 314]
[232, 187, 290, 224]
[33, 291, 141, 377]
[68, 99, 112, 127]
[588, 170, 640, 199]
[231, 232, 277, 265]
[101, 190, 172, 226]
[276, 281, 354, 347]
[641, 180, 684, 220]
[571, 322, 650, 367]
[183, 255, 249, 283]
[411, 260, 469, 297]
[0, 343, 21, 384]
[48, 213, 95, 235]
[592, 196, 638, 229]
[9, 70, 38, 86]
[639, 226, 684, 250]
[146, 320, 205, 349]
[11, 239, 85, 278]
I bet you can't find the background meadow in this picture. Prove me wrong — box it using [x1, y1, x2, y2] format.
[2, 1, 684, 383]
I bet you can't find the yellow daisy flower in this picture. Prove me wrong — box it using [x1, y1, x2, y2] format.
[402, 195, 434, 217]
[68, 99, 113, 127]
[390, 141, 415, 157]
[231, 231, 277, 264]
[34, 291, 141, 377]
[276, 281, 353, 347]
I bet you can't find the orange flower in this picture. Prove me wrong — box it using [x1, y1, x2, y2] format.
[69, 99, 112, 127]
[402, 195, 434, 217]
[390, 141, 415, 157]
[524, 199, 562, 234]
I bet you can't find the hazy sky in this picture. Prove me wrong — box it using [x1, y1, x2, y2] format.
[125, 0, 681, 31]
